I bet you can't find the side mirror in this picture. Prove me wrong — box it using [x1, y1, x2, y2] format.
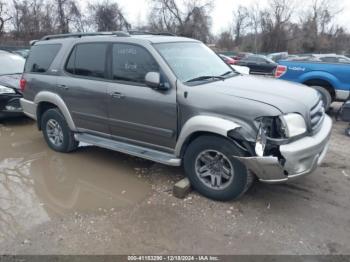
[145, 72, 161, 89]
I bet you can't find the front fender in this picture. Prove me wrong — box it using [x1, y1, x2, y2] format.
[174, 115, 241, 157]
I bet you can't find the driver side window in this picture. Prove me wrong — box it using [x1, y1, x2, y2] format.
[112, 43, 159, 84]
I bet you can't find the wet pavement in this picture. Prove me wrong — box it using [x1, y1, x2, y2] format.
[0, 118, 152, 242]
[0, 114, 350, 255]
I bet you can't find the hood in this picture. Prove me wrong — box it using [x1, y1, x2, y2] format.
[201, 75, 319, 115]
[0, 74, 21, 90]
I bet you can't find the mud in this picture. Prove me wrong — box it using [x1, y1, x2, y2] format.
[0, 110, 350, 255]
[0, 118, 152, 243]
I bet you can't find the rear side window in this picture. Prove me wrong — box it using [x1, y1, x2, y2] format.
[25, 44, 61, 73]
[112, 43, 159, 84]
[65, 43, 108, 79]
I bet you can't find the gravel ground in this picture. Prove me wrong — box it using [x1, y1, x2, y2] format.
[0, 110, 349, 255]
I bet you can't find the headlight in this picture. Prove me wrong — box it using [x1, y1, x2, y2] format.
[280, 113, 307, 138]
[0, 85, 15, 94]
[255, 124, 267, 157]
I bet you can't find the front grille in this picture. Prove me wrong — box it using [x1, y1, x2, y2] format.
[310, 98, 325, 132]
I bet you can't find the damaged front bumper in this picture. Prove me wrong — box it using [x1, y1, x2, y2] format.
[0, 94, 23, 118]
[237, 115, 332, 183]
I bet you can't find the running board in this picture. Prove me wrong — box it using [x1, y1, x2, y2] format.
[75, 133, 181, 166]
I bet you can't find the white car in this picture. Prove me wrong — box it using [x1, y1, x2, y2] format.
[231, 65, 250, 75]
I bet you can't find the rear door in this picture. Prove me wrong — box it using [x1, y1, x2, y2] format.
[107, 43, 177, 150]
[57, 43, 110, 134]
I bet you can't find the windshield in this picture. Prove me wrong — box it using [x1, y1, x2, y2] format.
[0, 52, 25, 75]
[154, 42, 235, 83]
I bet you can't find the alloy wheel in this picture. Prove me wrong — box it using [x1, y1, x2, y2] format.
[46, 119, 64, 146]
[195, 150, 235, 190]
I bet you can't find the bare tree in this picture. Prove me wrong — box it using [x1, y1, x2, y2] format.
[55, 0, 68, 33]
[0, 0, 349, 54]
[216, 31, 235, 50]
[12, 0, 43, 39]
[0, 1, 11, 36]
[247, 2, 261, 53]
[41, 1, 57, 34]
[300, 0, 343, 52]
[11, 0, 58, 40]
[232, 6, 249, 45]
[149, 0, 213, 43]
[54, 0, 83, 33]
[88, 0, 130, 32]
[259, 0, 295, 52]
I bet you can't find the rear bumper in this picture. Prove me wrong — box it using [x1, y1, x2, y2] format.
[20, 98, 37, 119]
[237, 115, 332, 183]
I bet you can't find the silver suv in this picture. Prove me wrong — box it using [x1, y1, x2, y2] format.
[20, 32, 332, 201]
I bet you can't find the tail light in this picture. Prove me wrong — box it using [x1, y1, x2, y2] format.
[227, 58, 235, 65]
[20, 77, 27, 92]
[275, 65, 287, 78]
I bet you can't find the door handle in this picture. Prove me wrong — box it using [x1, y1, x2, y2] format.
[111, 92, 125, 99]
[57, 84, 69, 90]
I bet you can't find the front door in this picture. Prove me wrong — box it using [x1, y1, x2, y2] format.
[107, 43, 177, 150]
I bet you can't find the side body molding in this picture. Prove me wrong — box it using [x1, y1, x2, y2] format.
[174, 115, 241, 157]
[34, 91, 77, 131]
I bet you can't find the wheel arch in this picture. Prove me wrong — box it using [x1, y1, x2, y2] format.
[35, 91, 76, 131]
[175, 116, 243, 158]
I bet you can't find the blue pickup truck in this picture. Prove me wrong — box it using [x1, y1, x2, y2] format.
[275, 56, 350, 109]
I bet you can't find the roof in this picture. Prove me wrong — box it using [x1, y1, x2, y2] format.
[35, 32, 199, 45]
[131, 34, 198, 44]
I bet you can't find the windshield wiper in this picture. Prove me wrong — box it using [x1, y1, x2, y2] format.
[220, 71, 235, 77]
[185, 75, 225, 83]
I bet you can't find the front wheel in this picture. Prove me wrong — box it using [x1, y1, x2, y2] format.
[183, 135, 254, 201]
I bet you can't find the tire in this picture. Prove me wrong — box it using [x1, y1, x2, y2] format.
[183, 135, 254, 201]
[41, 108, 79, 153]
[311, 86, 332, 111]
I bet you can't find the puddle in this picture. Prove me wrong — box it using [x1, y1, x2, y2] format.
[0, 118, 152, 242]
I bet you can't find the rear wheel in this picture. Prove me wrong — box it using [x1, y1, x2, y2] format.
[311, 86, 332, 111]
[41, 108, 79, 153]
[184, 135, 254, 201]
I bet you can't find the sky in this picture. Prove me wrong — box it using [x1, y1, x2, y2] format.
[105, 0, 350, 34]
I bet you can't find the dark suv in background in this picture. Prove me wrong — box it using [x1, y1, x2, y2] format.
[21, 32, 332, 201]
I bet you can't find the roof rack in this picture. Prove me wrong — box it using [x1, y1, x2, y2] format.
[41, 31, 130, 41]
[128, 30, 176, 36]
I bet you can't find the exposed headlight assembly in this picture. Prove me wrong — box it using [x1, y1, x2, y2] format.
[255, 124, 267, 157]
[279, 113, 307, 138]
[255, 113, 307, 157]
[0, 85, 15, 94]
